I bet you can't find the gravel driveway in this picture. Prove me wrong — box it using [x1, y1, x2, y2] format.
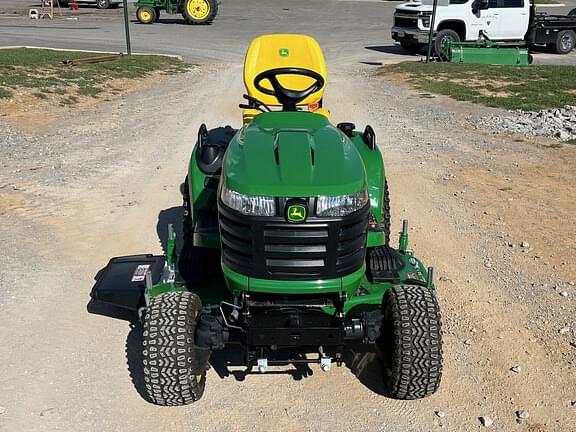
[0, 1, 575, 430]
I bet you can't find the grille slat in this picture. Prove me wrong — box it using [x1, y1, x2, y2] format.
[394, 17, 418, 27]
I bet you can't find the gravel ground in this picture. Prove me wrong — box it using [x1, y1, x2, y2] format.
[0, 63, 575, 431]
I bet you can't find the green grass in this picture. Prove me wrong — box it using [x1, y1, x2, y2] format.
[534, 0, 560, 4]
[0, 48, 191, 104]
[380, 62, 576, 111]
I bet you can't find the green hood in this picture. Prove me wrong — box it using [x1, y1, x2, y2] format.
[223, 112, 366, 197]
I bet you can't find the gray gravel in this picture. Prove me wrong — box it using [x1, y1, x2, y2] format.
[476, 105, 576, 141]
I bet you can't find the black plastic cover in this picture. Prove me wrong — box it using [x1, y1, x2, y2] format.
[196, 125, 236, 175]
[366, 246, 404, 283]
[90, 255, 165, 310]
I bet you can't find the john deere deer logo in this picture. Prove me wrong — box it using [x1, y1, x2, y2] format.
[287, 204, 306, 223]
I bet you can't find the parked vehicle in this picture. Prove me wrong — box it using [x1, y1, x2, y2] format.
[59, 0, 122, 9]
[135, 0, 218, 24]
[530, 12, 576, 54]
[391, 0, 576, 56]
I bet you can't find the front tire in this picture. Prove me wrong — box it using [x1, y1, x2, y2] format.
[96, 0, 110, 9]
[554, 30, 576, 54]
[183, 0, 218, 24]
[378, 285, 443, 399]
[434, 29, 460, 60]
[143, 291, 209, 406]
[136, 5, 156, 24]
[568, 7, 576, 16]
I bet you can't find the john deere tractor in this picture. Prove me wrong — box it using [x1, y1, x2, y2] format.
[91, 34, 443, 405]
[135, 0, 218, 25]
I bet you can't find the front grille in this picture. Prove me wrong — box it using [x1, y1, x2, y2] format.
[219, 202, 369, 280]
[395, 17, 418, 28]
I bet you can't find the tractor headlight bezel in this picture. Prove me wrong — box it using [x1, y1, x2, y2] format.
[220, 185, 276, 216]
[316, 189, 369, 217]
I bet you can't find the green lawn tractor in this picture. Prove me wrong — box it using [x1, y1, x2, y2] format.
[91, 34, 443, 406]
[135, 0, 218, 25]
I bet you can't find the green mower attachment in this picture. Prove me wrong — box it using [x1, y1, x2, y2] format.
[449, 39, 531, 65]
[90, 34, 443, 406]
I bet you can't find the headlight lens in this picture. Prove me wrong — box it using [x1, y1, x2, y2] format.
[420, 12, 432, 28]
[316, 189, 368, 217]
[220, 185, 276, 216]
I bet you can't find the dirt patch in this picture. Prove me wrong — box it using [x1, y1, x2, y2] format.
[0, 71, 170, 132]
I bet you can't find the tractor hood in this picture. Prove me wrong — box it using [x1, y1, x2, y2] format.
[222, 112, 366, 197]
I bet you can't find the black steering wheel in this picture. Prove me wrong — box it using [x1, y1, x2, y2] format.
[254, 67, 325, 111]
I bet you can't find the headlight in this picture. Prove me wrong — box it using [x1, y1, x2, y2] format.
[420, 12, 432, 28]
[316, 189, 368, 217]
[220, 185, 276, 216]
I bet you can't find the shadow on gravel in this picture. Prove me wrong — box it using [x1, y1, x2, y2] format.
[210, 346, 315, 381]
[343, 343, 388, 396]
[156, 205, 184, 255]
[125, 321, 154, 404]
[365, 44, 422, 56]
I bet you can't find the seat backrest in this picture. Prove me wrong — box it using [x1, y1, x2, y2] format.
[243, 34, 327, 108]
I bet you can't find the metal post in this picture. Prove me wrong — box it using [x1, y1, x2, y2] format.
[425, 0, 439, 63]
[122, 0, 132, 55]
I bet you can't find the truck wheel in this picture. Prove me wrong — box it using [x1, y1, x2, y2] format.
[143, 291, 209, 406]
[554, 30, 576, 54]
[434, 29, 460, 60]
[183, 0, 218, 25]
[568, 7, 576, 16]
[378, 285, 443, 399]
[136, 5, 156, 24]
[382, 180, 391, 245]
[96, 0, 110, 9]
[400, 41, 424, 54]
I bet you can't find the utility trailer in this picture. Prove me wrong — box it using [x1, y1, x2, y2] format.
[529, 13, 576, 54]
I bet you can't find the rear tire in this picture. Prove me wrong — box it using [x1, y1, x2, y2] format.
[378, 285, 443, 399]
[553, 30, 576, 54]
[183, 0, 218, 24]
[96, 0, 110, 9]
[434, 29, 460, 61]
[143, 291, 208, 406]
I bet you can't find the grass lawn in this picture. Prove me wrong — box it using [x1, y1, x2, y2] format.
[0, 48, 191, 105]
[380, 62, 576, 111]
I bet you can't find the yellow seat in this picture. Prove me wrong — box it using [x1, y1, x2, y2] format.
[242, 34, 329, 123]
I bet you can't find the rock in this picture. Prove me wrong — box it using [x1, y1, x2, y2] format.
[464, 339, 472, 346]
[479, 416, 494, 427]
[560, 291, 569, 297]
[435, 410, 446, 418]
[521, 241, 530, 248]
[0, 406, 5, 415]
[516, 410, 529, 419]
[559, 327, 571, 335]
[511, 365, 521, 373]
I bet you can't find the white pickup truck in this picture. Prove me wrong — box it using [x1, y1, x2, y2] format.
[391, 0, 532, 55]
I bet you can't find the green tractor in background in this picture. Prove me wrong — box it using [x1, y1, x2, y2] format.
[135, 0, 218, 25]
[91, 34, 443, 405]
